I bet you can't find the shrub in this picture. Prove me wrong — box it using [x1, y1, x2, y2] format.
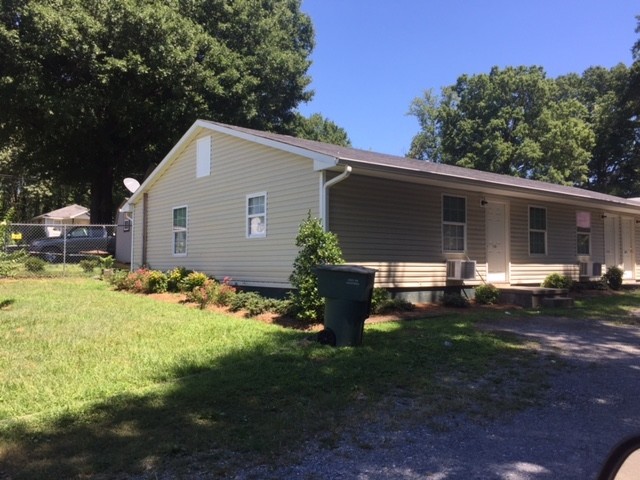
[109, 269, 130, 289]
[370, 288, 414, 314]
[24, 256, 46, 273]
[180, 271, 208, 292]
[166, 267, 191, 292]
[100, 255, 115, 269]
[288, 213, 344, 322]
[79, 258, 100, 273]
[602, 266, 623, 290]
[147, 270, 168, 293]
[185, 279, 217, 309]
[442, 291, 469, 308]
[0, 250, 29, 277]
[541, 273, 573, 289]
[228, 291, 289, 317]
[213, 277, 237, 306]
[474, 283, 500, 305]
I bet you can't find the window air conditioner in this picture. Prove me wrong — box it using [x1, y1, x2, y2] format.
[579, 262, 602, 278]
[446, 260, 476, 280]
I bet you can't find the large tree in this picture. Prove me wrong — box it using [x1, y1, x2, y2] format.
[292, 113, 351, 146]
[0, 0, 314, 222]
[408, 66, 595, 186]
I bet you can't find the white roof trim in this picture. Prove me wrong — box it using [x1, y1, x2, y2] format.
[125, 120, 337, 209]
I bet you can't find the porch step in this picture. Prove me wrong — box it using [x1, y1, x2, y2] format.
[498, 287, 571, 308]
[541, 297, 574, 308]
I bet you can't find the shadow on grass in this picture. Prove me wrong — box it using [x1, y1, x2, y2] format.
[0, 318, 549, 479]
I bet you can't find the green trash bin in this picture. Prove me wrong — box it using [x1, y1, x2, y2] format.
[313, 265, 377, 347]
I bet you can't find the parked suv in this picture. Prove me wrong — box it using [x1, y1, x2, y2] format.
[29, 225, 116, 263]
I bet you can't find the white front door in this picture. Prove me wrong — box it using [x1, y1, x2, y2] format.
[604, 216, 620, 270]
[604, 215, 635, 280]
[486, 202, 507, 283]
[621, 217, 635, 280]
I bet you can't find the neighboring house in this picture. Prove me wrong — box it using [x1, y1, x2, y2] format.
[123, 120, 640, 297]
[32, 204, 90, 237]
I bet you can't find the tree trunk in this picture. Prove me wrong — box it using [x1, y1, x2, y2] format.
[90, 163, 114, 224]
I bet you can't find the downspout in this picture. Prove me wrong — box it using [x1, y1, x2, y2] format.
[321, 165, 352, 230]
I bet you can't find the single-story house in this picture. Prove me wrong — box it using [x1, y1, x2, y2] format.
[32, 204, 90, 237]
[123, 120, 640, 298]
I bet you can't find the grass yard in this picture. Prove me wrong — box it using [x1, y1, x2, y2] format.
[0, 278, 569, 478]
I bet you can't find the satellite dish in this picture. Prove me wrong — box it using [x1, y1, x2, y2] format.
[123, 177, 140, 193]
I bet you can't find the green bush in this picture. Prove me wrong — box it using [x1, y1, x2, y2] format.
[0, 250, 29, 277]
[147, 270, 168, 293]
[100, 255, 115, 269]
[541, 273, 573, 289]
[442, 291, 469, 308]
[474, 284, 500, 305]
[213, 277, 237, 306]
[180, 271, 208, 292]
[24, 256, 46, 273]
[602, 265, 623, 290]
[288, 213, 344, 322]
[185, 279, 217, 309]
[370, 288, 414, 314]
[166, 267, 192, 292]
[228, 291, 289, 317]
[79, 258, 100, 273]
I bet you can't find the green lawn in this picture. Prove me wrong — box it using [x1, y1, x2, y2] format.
[0, 278, 554, 478]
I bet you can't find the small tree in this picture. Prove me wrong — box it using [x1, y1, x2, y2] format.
[289, 213, 344, 322]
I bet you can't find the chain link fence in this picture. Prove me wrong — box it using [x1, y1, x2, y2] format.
[1, 223, 118, 277]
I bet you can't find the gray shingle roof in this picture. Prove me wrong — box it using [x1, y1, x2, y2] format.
[205, 120, 636, 208]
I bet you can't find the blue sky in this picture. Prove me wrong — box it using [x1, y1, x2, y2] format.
[298, 1, 638, 156]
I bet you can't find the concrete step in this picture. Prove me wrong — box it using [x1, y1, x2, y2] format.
[541, 297, 574, 308]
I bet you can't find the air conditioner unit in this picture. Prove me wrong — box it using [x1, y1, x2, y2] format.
[446, 260, 476, 280]
[579, 262, 602, 277]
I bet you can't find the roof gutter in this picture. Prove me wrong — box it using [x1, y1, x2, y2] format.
[320, 165, 352, 230]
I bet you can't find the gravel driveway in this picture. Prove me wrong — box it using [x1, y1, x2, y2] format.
[234, 316, 640, 480]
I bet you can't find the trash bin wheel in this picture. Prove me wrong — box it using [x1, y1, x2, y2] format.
[317, 328, 336, 346]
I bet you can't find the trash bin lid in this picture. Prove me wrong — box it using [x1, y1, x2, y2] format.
[313, 264, 377, 275]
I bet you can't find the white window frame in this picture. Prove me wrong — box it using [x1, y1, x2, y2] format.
[246, 192, 267, 239]
[196, 135, 212, 178]
[172, 205, 188, 256]
[576, 211, 591, 256]
[442, 194, 467, 253]
[529, 206, 547, 256]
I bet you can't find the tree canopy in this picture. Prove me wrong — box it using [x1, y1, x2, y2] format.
[0, 0, 314, 222]
[409, 55, 640, 194]
[292, 113, 351, 147]
[408, 66, 596, 187]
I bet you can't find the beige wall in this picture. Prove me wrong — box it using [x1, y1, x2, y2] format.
[329, 173, 635, 287]
[328, 174, 487, 288]
[131, 129, 320, 287]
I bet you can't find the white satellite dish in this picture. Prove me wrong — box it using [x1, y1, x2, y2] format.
[123, 177, 141, 193]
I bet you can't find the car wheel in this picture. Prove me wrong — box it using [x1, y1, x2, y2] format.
[41, 247, 61, 263]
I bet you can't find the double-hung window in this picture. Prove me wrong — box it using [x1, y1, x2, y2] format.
[442, 195, 466, 252]
[576, 211, 591, 255]
[172, 206, 187, 255]
[529, 206, 547, 255]
[247, 193, 267, 238]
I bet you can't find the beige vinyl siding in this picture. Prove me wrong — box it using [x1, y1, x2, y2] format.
[509, 199, 605, 284]
[329, 174, 487, 288]
[131, 130, 319, 286]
